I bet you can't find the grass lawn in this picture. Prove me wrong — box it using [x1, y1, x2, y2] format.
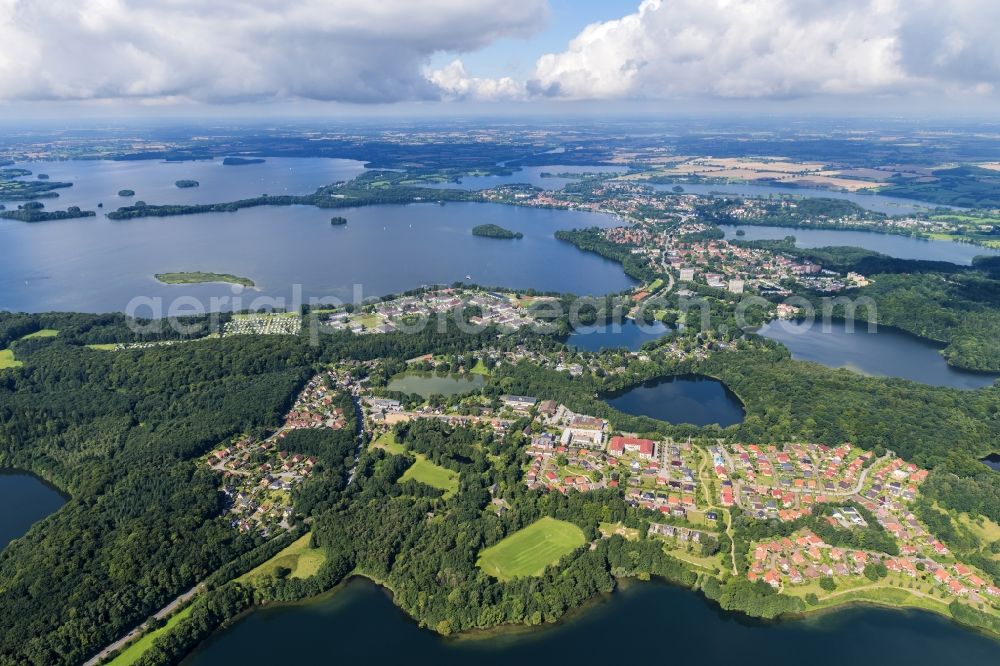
[0, 349, 21, 369]
[470, 359, 490, 376]
[372, 431, 407, 455]
[355, 314, 382, 330]
[86, 343, 119, 351]
[599, 521, 639, 541]
[21, 329, 58, 339]
[107, 605, 194, 666]
[400, 456, 459, 498]
[477, 517, 586, 580]
[239, 533, 326, 583]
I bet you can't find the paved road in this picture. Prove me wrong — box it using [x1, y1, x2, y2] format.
[346, 394, 365, 485]
[83, 585, 200, 666]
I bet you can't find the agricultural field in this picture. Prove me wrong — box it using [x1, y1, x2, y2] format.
[477, 517, 586, 580]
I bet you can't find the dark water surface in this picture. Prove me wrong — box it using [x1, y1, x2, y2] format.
[185, 577, 1000, 666]
[758, 320, 999, 390]
[0, 470, 66, 549]
[604, 374, 745, 427]
[567, 319, 672, 352]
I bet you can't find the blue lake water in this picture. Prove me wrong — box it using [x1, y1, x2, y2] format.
[0, 470, 66, 549]
[604, 375, 745, 427]
[566, 319, 672, 352]
[653, 182, 956, 215]
[723, 224, 999, 265]
[185, 577, 1000, 666]
[757, 320, 998, 389]
[424, 165, 630, 191]
[9, 158, 367, 209]
[0, 200, 635, 313]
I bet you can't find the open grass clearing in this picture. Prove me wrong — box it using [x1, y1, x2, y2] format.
[107, 605, 194, 666]
[399, 456, 459, 497]
[0, 349, 21, 369]
[21, 329, 58, 339]
[239, 533, 326, 583]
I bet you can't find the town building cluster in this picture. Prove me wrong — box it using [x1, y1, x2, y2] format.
[206, 372, 348, 535]
[324, 288, 546, 335]
[715, 442, 999, 603]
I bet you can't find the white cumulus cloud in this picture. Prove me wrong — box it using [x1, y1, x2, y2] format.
[434, 0, 1000, 103]
[0, 0, 548, 103]
[426, 60, 526, 101]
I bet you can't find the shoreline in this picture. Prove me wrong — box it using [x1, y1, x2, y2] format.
[183, 571, 1000, 662]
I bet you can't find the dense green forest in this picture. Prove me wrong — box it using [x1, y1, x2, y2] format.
[0, 312, 531, 664]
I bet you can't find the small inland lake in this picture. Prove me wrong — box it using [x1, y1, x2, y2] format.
[603, 375, 745, 427]
[0, 470, 66, 549]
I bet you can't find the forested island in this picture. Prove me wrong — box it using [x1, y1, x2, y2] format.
[106, 171, 478, 220]
[330, 216, 347, 226]
[155, 272, 255, 288]
[0, 168, 72, 201]
[223, 157, 266, 166]
[118, 189, 135, 197]
[0, 202, 95, 222]
[472, 223, 522, 239]
[175, 179, 200, 188]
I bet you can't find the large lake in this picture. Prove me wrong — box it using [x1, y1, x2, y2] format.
[566, 319, 672, 352]
[9, 158, 367, 209]
[654, 182, 956, 215]
[723, 224, 999, 265]
[387, 373, 485, 398]
[604, 375, 745, 427]
[758, 320, 999, 390]
[0, 201, 635, 313]
[0, 470, 66, 549]
[185, 577, 1000, 665]
[423, 165, 630, 191]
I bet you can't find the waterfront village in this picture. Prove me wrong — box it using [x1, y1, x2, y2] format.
[201, 355, 1000, 611]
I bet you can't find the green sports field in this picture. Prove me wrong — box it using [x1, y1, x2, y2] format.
[477, 517, 586, 580]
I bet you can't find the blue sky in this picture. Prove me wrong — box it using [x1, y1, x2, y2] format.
[429, 0, 634, 79]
